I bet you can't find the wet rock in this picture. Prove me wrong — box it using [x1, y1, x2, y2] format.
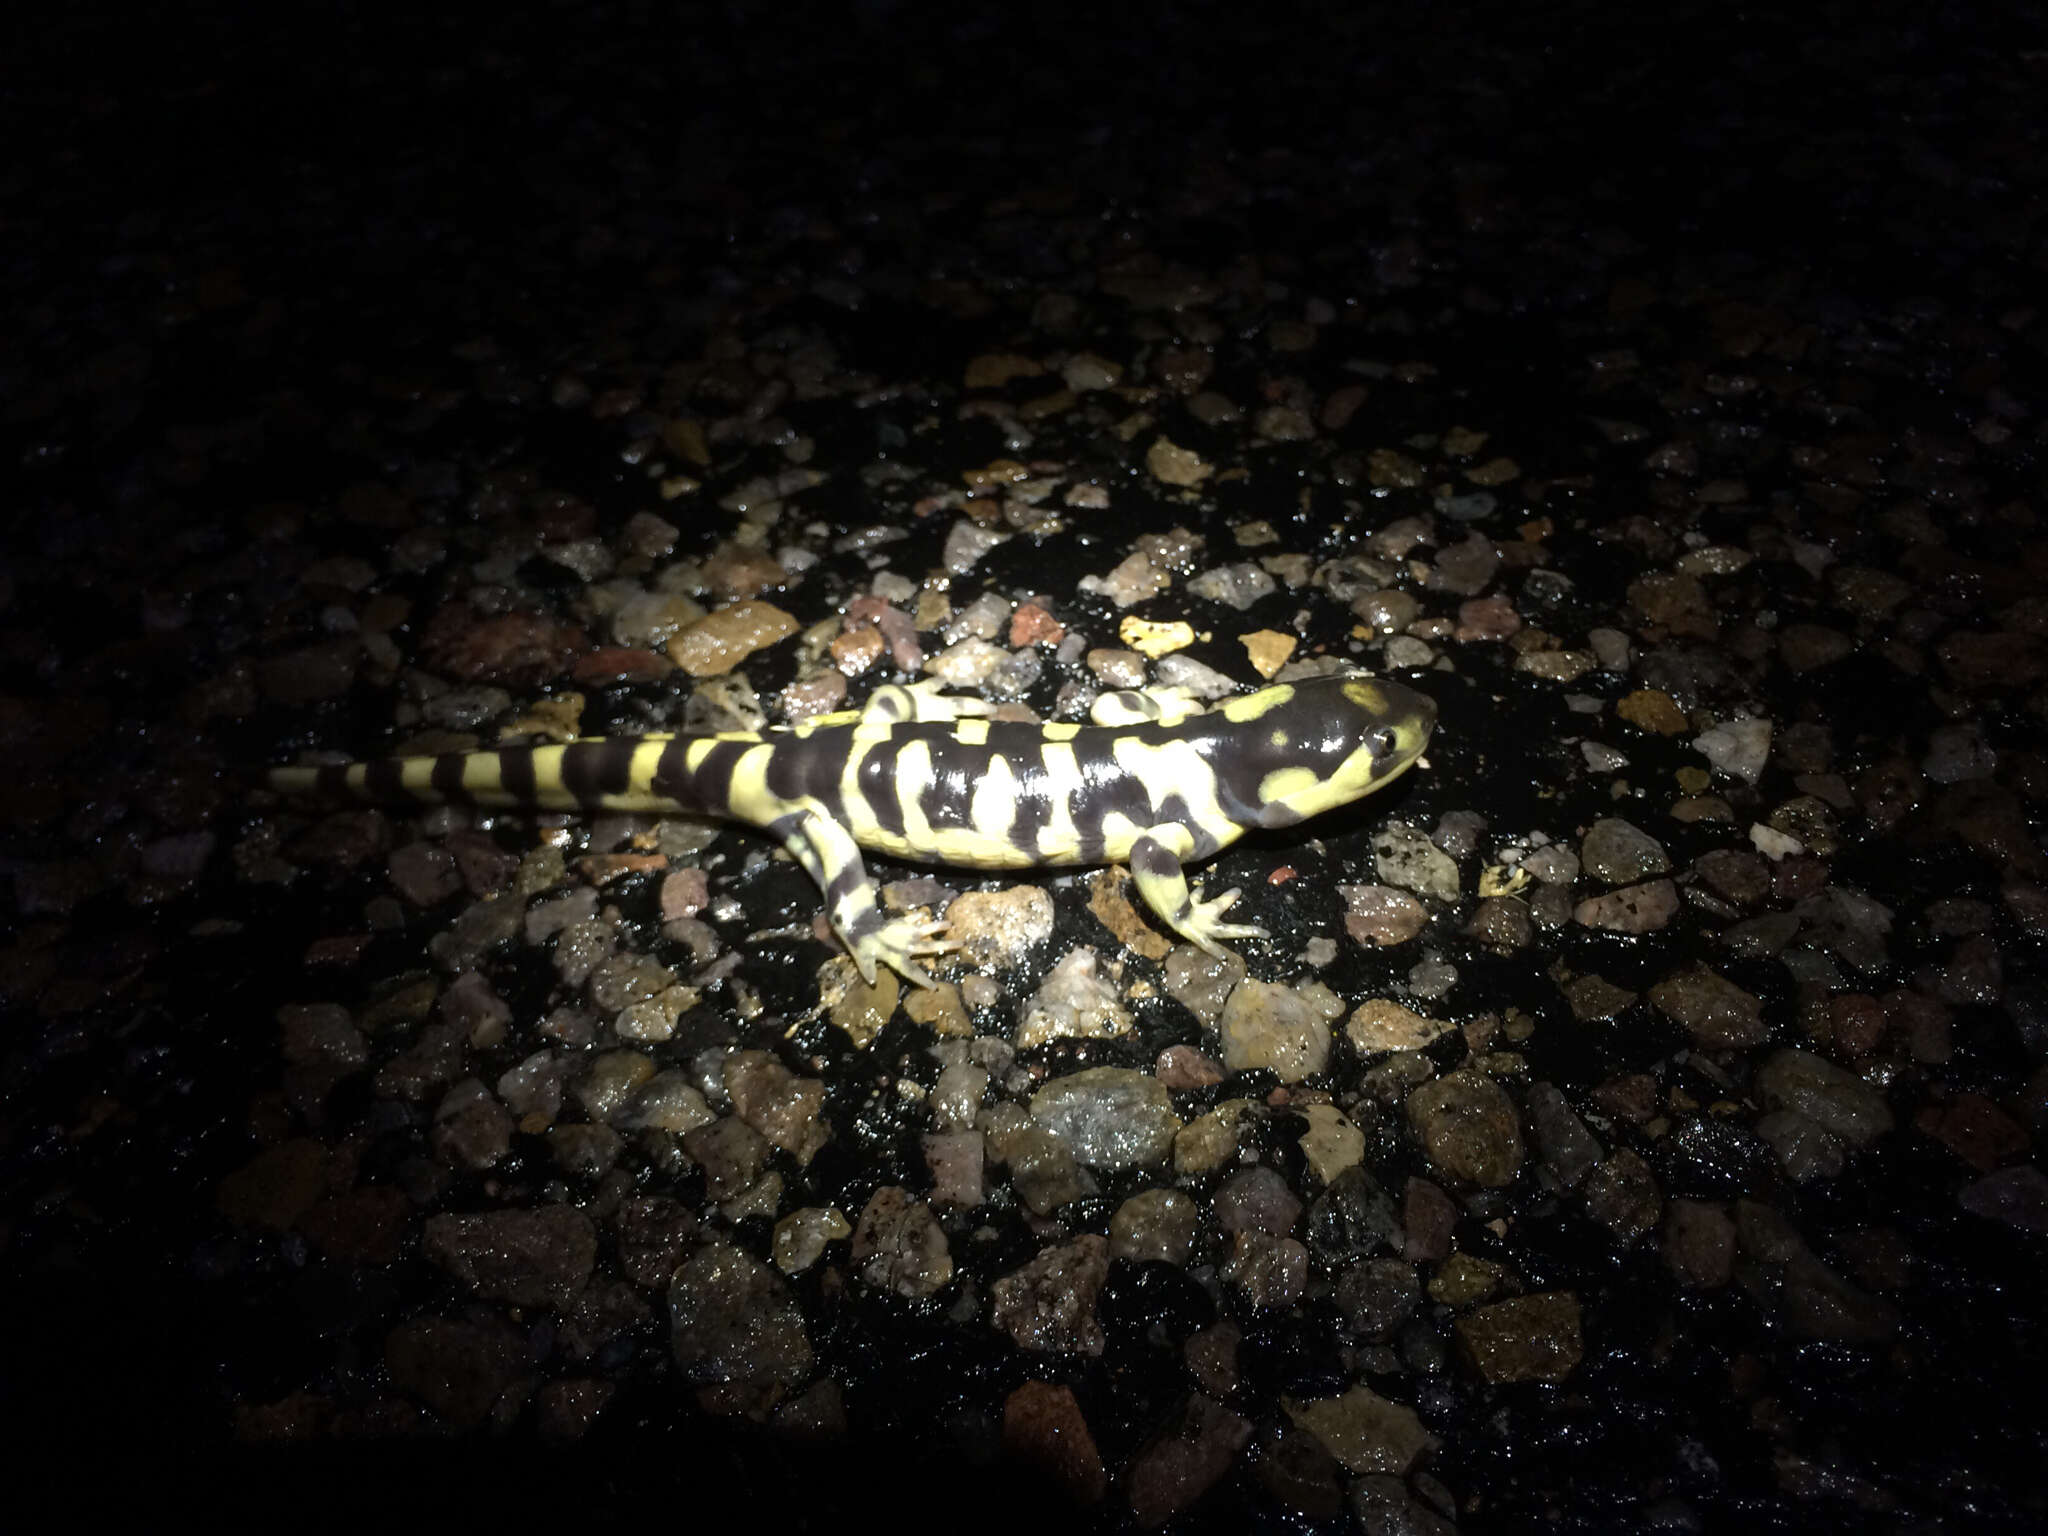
[948, 885, 1056, 973]
[1187, 562, 1275, 610]
[1432, 533, 1500, 598]
[666, 600, 798, 678]
[1914, 1093, 2029, 1172]
[431, 1079, 513, 1170]
[1004, 1380, 1108, 1506]
[1110, 1188, 1199, 1265]
[1402, 1178, 1460, 1263]
[1464, 894, 1533, 952]
[1031, 1067, 1180, 1169]
[930, 1060, 991, 1130]
[384, 1315, 529, 1429]
[1296, 1102, 1367, 1184]
[1756, 1049, 1894, 1147]
[1649, 962, 1768, 1048]
[772, 1206, 853, 1274]
[990, 1234, 1111, 1354]
[1583, 1147, 1663, 1242]
[942, 519, 1011, 576]
[278, 1002, 367, 1073]
[1574, 878, 1679, 933]
[1370, 823, 1461, 902]
[724, 1050, 829, 1164]
[1217, 977, 1342, 1080]
[1346, 998, 1454, 1054]
[1350, 1475, 1458, 1536]
[986, 1104, 1092, 1214]
[217, 1139, 329, 1232]
[1083, 551, 1172, 609]
[1454, 1292, 1583, 1382]
[1958, 1166, 2048, 1232]
[547, 1122, 623, 1178]
[1768, 795, 1839, 857]
[1694, 715, 1772, 783]
[1162, 945, 1246, 1027]
[851, 1186, 955, 1297]
[1938, 629, 2047, 693]
[1154, 1044, 1224, 1091]
[1252, 1416, 1344, 1520]
[1146, 436, 1214, 487]
[1618, 687, 1690, 734]
[614, 1195, 698, 1290]
[1306, 1165, 1400, 1262]
[1661, 1199, 1736, 1288]
[258, 639, 361, 704]
[1223, 1231, 1308, 1310]
[428, 895, 523, 971]
[820, 958, 898, 1049]
[1427, 1251, 1511, 1306]
[1919, 932, 2005, 1006]
[422, 1206, 596, 1307]
[1696, 847, 1771, 904]
[1777, 623, 1854, 672]
[1215, 1165, 1303, 1236]
[1722, 911, 1801, 959]
[1735, 1202, 1898, 1341]
[1526, 1082, 1603, 1188]
[1562, 972, 1637, 1021]
[1406, 1070, 1524, 1187]
[1174, 1099, 1256, 1176]
[290, 810, 390, 871]
[422, 605, 585, 685]
[1923, 721, 1998, 784]
[1081, 866, 1170, 960]
[1757, 1108, 1850, 1181]
[1126, 1395, 1253, 1528]
[681, 1115, 769, 1201]
[669, 1238, 813, 1386]
[1285, 1384, 1436, 1475]
[1335, 884, 1433, 946]
[1581, 818, 1671, 884]
[573, 1050, 656, 1122]
[1931, 781, 2045, 877]
[373, 1021, 466, 1102]
[440, 969, 511, 1047]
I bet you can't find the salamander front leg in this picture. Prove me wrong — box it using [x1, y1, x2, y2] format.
[775, 808, 958, 987]
[1128, 826, 1266, 960]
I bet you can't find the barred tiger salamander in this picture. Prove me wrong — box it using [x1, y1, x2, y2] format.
[270, 673, 1437, 987]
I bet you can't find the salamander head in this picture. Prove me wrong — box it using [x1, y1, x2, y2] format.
[1217, 674, 1438, 828]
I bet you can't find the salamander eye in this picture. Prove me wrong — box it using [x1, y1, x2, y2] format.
[1367, 727, 1398, 759]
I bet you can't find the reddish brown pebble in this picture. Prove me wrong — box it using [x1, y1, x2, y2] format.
[1827, 994, 1887, 1056]
[576, 853, 667, 885]
[304, 934, 371, 967]
[1009, 602, 1065, 648]
[1155, 1045, 1225, 1090]
[571, 647, 675, 686]
[660, 868, 710, 921]
[1915, 1094, 2030, 1172]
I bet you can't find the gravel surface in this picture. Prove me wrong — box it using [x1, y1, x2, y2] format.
[5, 4, 2046, 1531]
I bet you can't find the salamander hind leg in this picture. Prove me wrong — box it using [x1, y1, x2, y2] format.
[776, 807, 959, 987]
[851, 913, 958, 990]
[1128, 827, 1267, 959]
